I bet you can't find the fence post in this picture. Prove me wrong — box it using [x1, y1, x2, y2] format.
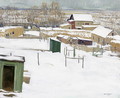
[37, 52, 40, 66]
[92, 48, 94, 56]
[78, 56, 80, 63]
[65, 54, 67, 67]
[82, 56, 84, 68]
[73, 47, 76, 57]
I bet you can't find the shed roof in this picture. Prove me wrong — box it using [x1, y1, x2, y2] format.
[50, 38, 61, 42]
[60, 23, 71, 27]
[110, 35, 120, 44]
[91, 26, 112, 38]
[0, 55, 25, 62]
[57, 35, 65, 37]
[72, 14, 93, 22]
[71, 37, 92, 41]
[111, 40, 120, 44]
[112, 35, 120, 41]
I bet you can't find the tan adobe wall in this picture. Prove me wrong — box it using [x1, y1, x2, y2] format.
[4, 27, 24, 37]
[75, 21, 93, 27]
[91, 34, 108, 45]
[82, 27, 96, 30]
[110, 42, 120, 52]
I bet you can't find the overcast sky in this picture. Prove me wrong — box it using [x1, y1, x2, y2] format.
[0, 0, 120, 10]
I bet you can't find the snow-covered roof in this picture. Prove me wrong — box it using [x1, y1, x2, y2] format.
[111, 40, 120, 44]
[91, 26, 112, 38]
[50, 38, 60, 42]
[57, 35, 65, 37]
[0, 55, 25, 62]
[68, 20, 74, 22]
[112, 35, 120, 41]
[60, 23, 71, 27]
[71, 37, 92, 41]
[75, 26, 82, 29]
[78, 37, 92, 41]
[72, 14, 93, 22]
[40, 27, 89, 32]
[57, 35, 77, 40]
[63, 35, 70, 39]
[0, 26, 23, 32]
[110, 35, 120, 44]
[82, 25, 99, 28]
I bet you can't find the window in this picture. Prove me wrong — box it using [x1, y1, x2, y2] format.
[85, 23, 89, 25]
[12, 32, 14, 34]
[112, 33, 114, 36]
[98, 38, 100, 43]
[6, 34, 9, 37]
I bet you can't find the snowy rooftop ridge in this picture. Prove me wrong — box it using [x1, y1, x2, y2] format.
[72, 14, 93, 22]
[0, 26, 23, 32]
[91, 26, 112, 38]
[0, 55, 25, 62]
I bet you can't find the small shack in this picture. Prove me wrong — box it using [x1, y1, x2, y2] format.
[0, 55, 25, 92]
[91, 26, 117, 45]
[69, 37, 92, 45]
[78, 38, 92, 45]
[50, 38, 61, 53]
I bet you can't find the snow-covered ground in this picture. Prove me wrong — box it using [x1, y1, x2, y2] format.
[0, 38, 120, 98]
[24, 31, 40, 36]
[0, 38, 49, 50]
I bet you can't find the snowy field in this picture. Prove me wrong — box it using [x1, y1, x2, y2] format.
[0, 38, 120, 98]
[0, 38, 49, 50]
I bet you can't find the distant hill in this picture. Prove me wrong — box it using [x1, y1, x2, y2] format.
[0, 0, 120, 10]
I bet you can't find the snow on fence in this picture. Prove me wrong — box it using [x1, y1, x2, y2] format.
[64, 47, 85, 68]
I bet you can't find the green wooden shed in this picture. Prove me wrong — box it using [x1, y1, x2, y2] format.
[0, 55, 25, 92]
[50, 38, 61, 53]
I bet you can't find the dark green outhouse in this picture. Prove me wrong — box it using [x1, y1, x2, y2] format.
[50, 38, 61, 53]
[0, 55, 25, 92]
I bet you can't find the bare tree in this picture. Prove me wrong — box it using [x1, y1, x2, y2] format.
[49, 1, 65, 27]
[40, 1, 65, 27]
[0, 9, 4, 26]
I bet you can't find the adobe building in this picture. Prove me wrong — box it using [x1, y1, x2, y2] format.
[0, 26, 24, 37]
[91, 26, 118, 45]
[67, 14, 94, 29]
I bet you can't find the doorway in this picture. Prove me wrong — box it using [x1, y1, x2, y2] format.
[2, 66, 14, 91]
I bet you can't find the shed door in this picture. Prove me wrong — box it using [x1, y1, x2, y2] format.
[3, 66, 14, 91]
